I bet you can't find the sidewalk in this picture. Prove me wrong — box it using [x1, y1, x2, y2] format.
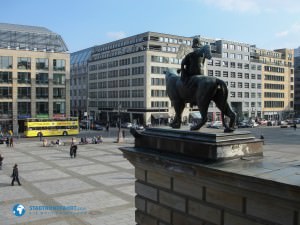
[0, 139, 135, 225]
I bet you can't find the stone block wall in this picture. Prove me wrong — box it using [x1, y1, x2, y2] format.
[123, 151, 300, 225]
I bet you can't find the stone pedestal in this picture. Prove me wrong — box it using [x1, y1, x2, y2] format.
[132, 127, 263, 161]
[120, 128, 300, 225]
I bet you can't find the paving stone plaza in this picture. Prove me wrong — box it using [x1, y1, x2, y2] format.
[0, 126, 299, 225]
[0, 136, 135, 225]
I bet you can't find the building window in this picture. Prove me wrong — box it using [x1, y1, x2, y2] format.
[18, 57, 31, 70]
[36, 58, 49, 70]
[0, 87, 12, 98]
[36, 87, 48, 98]
[18, 87, 31, 99]
[53, 102, 65, 114]
[53, 59, 66, 71]
[222, 61, 228, 67]
[0, 56, 13, 69]
[215, 71, 221, 77]
[18, 102, 31, 116]
[53, 88, 66, 99]
[223, 71, 228, 77]
[222, 43, 228, 49]
[0, 102, 12, 116]
[18, 72, 31, 84]
[0, 71, 12, 83]
[230, 62, 235, 68]
[222, 52, 228, 58]
[230, 72, 236, 78]
[36, 102, 49, 114]
[36, 73, 48, 84]
[53, 74, 66, 85]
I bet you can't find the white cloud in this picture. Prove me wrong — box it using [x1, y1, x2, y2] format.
[106, 31, 126, 40]
[276, 22, 300, 37]
[201, 0, 300, 13]
[273, 22, 300, 48]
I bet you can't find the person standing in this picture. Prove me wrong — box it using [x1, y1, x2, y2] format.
[0, 154, 3, 170]
[11, 164, 21, 186]
[10, 136, 14, 147]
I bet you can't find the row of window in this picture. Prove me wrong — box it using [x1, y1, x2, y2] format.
[97, 101, 144, 108]
[264, 75, 285, 81]
[222, 52, 250, 60]
[94, 89, 145, 99]
[222, 43, 249, 52]
[0, 71, 66, 84]
[89, 56, 145, 71]
[264, 101, 284, 108]
[0, 56, 66, 71]
[208, 70, 261, 80]
[0, 102, 65, 115]
[264, 92, 285, 98]
[88, 66, 145, 80]
[0, 87, 65, 99]
[151, 55, 182, 65]
[264, 83, 285, 90]
[229, 92, 262, 99]
[208, 61, 261, 70]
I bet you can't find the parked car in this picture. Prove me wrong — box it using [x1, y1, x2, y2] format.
[121, 122, 133, 128]
[210, 121, 223, 129]
[92, 124, 104, 130]
[132, 124, 144, 130]
[237, 122, 253, 128]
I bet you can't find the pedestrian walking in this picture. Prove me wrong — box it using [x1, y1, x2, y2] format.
[10, 136, 14, 147]
[0, 154, 3, 170]
[11, 164, 21, 186]
[70, 144, 78, 158]
[6, 137, 9, 147]
[73, 144, 78, 158]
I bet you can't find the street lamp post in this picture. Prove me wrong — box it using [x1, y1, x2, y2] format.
[117, 103, 124, 143]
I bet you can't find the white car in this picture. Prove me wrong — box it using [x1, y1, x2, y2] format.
[210, 121, 223, 129]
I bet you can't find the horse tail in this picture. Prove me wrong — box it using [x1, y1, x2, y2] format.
[216, 78, 229, 126]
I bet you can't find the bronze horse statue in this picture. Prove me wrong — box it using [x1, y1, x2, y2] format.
[165, 68, 236, 132]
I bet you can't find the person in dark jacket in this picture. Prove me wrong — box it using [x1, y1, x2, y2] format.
[0, 154, 3, 170]
[11, 164, 21, 186]
[70, 144, 78, 158]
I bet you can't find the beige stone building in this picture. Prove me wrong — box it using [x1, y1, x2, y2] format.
[0, 23, 70, 134]
[251, 48, 294, 120]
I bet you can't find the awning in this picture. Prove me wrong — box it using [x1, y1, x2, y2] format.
[190, 112, 202, 119]
[151, 113, 170, 119]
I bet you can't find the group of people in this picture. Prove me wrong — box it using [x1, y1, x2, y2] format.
[5, 136, 14, 147]
[80, 136, 103, 144]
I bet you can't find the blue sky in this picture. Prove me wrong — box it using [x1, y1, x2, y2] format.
[1, 0, 300, 52]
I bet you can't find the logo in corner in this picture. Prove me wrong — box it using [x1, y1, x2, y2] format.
[12, 204, 26, 217]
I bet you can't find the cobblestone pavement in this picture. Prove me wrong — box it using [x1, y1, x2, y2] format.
[0, 137, 135, 225]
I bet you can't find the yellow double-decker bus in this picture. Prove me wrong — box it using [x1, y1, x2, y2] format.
[24, 117, 79, 137]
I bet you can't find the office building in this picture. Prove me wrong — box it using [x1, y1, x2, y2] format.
[70, 48, 92, 119]
[70, 31, 293, 125]
[0, 23, 70, 133]
[294, 46, 300, 114]
[251, 48, 294, 120]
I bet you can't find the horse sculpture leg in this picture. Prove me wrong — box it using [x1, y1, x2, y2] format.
[215, 101, 236, 133]
[170, 101, 185, 129]
[190, 101, 209, 131]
